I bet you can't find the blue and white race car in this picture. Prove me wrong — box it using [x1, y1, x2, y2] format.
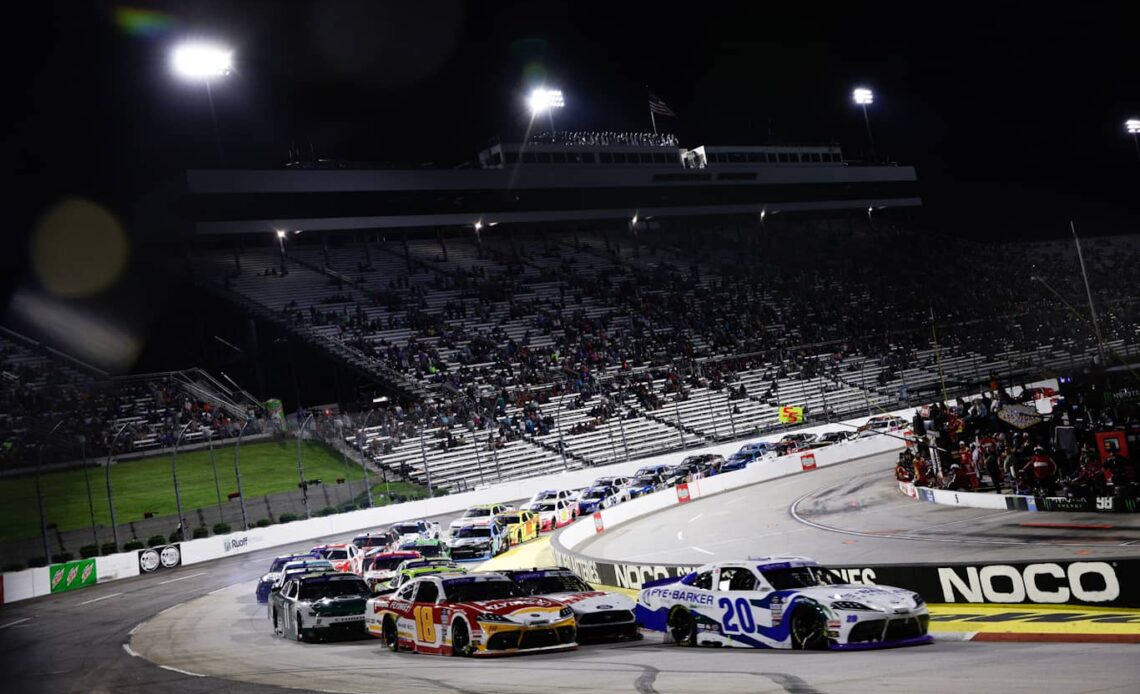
[636, 556, 931, 650]
[576, 485, 626, 514]
[256, 553, 321, 603]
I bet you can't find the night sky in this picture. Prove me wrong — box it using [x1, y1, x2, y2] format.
[5, 1, 1139, 343]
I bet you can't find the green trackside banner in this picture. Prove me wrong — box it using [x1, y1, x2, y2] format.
[49, 558, 97, 594]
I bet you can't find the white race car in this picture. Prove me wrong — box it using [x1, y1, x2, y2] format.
[389, 519, 442, 545]
[504, 567, 640, 641]
[636, 556, 930, 650]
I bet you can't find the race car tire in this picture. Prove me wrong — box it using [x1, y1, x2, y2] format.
[789, 603, 829, 650]
[294, 612, 307, 643]
[451, 619, 473, 657]
[383, 616, 398, 652]
[667, 607, 697, 647]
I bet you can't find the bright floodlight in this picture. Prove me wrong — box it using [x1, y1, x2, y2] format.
[473, 221, 483, 231]
[528, 87, 565, 114]
[853, 88, 873, 105]
[172, 42, 233, 79]
[1127, 119, 1140, 134]
[276, 229, 286, 239]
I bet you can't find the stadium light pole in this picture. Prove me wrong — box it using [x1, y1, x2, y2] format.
[233, 417, 252, 530]
[206, 429, 224, 524]
[35, 420, 66, 563]
[78, 435, 98, 547]
[357, 409, 382, 505]
[106, 423, 130, 549]
[276, 229, 287, 274]
[171, 41, 232, 165]
[296, 412, 314, 519]
[853, 87, 876, 160]
[1069, 221, 1107, 368]
[528, 87, 565, 132]
[171, 420, 195, 541]
[1127, 119, 1140, 164]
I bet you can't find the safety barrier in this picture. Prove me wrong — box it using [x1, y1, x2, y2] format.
[2, 407, 918, 603]
[551, 445, 1140, 608]
[898, 481, 1140, 513]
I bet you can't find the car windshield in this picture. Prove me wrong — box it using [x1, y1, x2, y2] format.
[633, 476, 656, 486]
[536, 502, 558, 512]
[286, 561, 331, 575]
[498, 513, 522, 524]
[583, 489, 606, 500]
[366, 556, 407, 572]
[464, 507, 491, 517]
[319, 549, 348, 560]
[760, 566, 839, 590]
[454, 527, 490, 538]
[392, 524, 420, 535]
[297, 577, 370, 601]
[354, 536, 389, 549]
[443, 578, 525, 602]
[270, 556, 305, 572]
[512, 572, 592, 595]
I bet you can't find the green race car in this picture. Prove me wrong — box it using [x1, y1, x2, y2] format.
[398, 537, 450, 559]
[380, 558, 467, 593]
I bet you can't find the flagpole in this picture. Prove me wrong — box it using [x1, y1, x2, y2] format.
[650, 109, 658, 135]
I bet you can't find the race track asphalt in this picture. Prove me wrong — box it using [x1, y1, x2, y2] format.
[1, 452, 1137, 694]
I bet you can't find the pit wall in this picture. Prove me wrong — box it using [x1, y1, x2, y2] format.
[898, 481, 1139, 513]
[1, 407, 917, 604]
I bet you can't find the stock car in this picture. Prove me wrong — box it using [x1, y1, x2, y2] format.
[524, 489, 577, 511]
[678, 453, 725, 476]
[592, 475, 632, 491]
[390, 519, 442, 545]
[495, 509, 541, 546]
[532, 498, 577, 531]
[633, 463, 671, 478]
[448, 522, 509, 561]
[857, 415, 909, 438]
[256, 553, 319, 603]
[504, 568, 640, 641]
[635, 556, 930, 650]
[269, 571, 372, 642]
[362, 550, 422, 592]
[399, 538, 450, 559]
[815, 431, 855, 446]
[366, 573, 578, 656]
[380, 558, 467, 593]
[310, 543, 364, 575]
[353, 530, 398, 552]
[267, 558, 336, 603]
[576, 485, 624, 514]
[624, 473, 666, 498]
[449, 503, 512, 532]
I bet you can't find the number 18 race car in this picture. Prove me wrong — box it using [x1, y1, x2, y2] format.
[366, 572, 577, 656]
[636, 556, 931, 650]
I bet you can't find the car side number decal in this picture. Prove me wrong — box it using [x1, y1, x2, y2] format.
[718, 597, 756, 634]
[414, 606, 436, 643]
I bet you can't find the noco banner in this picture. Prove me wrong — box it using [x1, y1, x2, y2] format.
[49, 558, 97, 594]
[550, 540, 1140, 608]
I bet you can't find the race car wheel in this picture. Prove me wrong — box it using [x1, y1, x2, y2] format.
[451, 620, 473, 657]
[294, 612, 307, 643]
[382, 616, 398, 652]
[668, 607, 697, 646]
[789, 603, 829, 650]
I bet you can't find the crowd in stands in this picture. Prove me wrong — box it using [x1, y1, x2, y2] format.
[0, 334, 265, 469]
[527, 130, 679, 147]
[896, 385, 1137, 501]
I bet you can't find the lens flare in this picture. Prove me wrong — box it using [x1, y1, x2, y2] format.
[31, 198, 129, 298]
[114, 6, 174, 37]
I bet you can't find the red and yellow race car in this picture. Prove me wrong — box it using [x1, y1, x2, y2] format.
[365, 572, 577, 656]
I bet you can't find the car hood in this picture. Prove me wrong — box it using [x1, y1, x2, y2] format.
[797, 584, 924, 612]
[467, 596, 566, 617]
[542, 590, 635, 613]
[448, 536, 491, 547]
[450, 517, 492, 528]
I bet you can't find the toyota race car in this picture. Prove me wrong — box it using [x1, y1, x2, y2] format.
[269, 572, 371, 642]
[624, 474, 666, 498]
[390, 520, 442, 545]
[505, 567, 640, 641]
[636, 556, 930, 650]
[524, 489, 577, 511]
[362, 550, 422, 591]
[532, 498, 576, 531]
[366, 573, 577, 656]
[352, 530, 398, 552]
[256, 553, 320, 603]
[267, 558, 336, 604]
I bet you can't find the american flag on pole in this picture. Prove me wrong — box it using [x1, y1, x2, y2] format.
[648, 91, 677, 117]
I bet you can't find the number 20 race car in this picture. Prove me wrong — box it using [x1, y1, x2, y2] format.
[636, 556, 931, 650]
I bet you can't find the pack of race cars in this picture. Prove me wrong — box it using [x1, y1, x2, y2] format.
[256, 427, 931, 654]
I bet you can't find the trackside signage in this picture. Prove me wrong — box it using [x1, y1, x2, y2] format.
[49, 558, 97, 594]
